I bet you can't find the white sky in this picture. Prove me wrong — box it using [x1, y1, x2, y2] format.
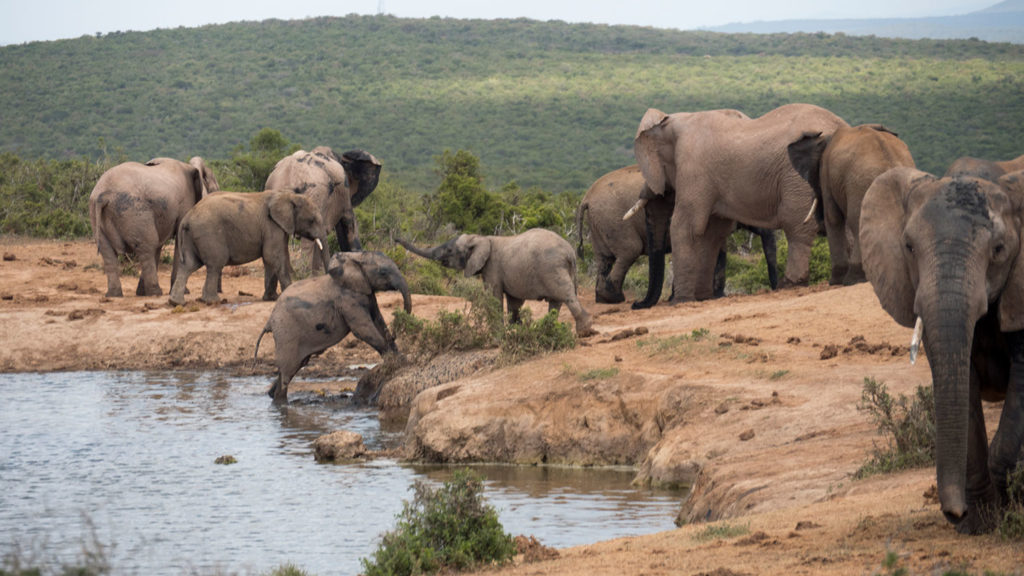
[0, 0, 1000, 46]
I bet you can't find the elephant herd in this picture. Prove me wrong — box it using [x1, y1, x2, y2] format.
[87, 102, 1024, 535]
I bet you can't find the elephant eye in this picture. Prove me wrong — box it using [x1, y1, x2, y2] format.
[904, 241, 914, 255]
[993, 243, 1006, 260]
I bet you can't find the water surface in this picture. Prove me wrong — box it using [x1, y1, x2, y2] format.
[0, 372, 680, 575]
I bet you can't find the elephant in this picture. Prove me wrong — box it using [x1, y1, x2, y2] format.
[577, 162, 774, 303]
[576, 164, 778, 306]
[264, 147, 382, 270]
[945, 154, 1024, 181]
[788, 124, 916, 285]
[860, 166, 1024, 534]
[168, 189, 329, 306]
[632, 103, 848, 303]
[88, 156, 220, 297]
[396, 228, 596, 336]
[255, 251, 412, 402]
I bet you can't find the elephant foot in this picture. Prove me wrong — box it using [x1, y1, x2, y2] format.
[576, 326, 598, 338]
[596, 291, 625, 304]
[842, 267, 867, 286]
[262, 292, 279, 302]
[953, 504, 1000, 535]
[168, 296, 185, 307]
[778, 277, 809, 290]
[105, 289, 124, 298]
[631, 299, 656, 310]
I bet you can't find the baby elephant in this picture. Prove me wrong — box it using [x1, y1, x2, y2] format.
[397, 228, 595, 336]
[169, 189, 329, 306]
[254, 251, 413, 402]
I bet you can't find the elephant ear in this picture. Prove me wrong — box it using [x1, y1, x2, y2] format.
[463, 235, 492, 277]
[340, 150, 382, 207]
[267, 191, 297, 237]
[997, 170, 1024, 331]
[860, 167, 935, 328]
[786, 131, 827, 196]
[189, 157, 220, 197]
[863, 123, 899, 137]
[328, 253, 373, 295]
[634, 108, 670, 197]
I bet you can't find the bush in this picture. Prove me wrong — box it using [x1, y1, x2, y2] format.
[499, 308, 576, 364]
[391, 286, 503, 357]
[361, 469, 516, 576]
[999, 463, 1024, 540]
[856, 377, 936, 478]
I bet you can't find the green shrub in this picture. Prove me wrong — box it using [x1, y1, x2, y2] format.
[391, 287, 503, 357]
[999, 463, 1024, 540]
[856, 377, 935, 478]
[691, 521, 750, 542]
[499, 308, 576, 364]
[361, 469, 516, 576]
[261, 564, 313, 576]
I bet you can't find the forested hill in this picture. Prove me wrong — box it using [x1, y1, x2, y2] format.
[2, 15, 1023, 192]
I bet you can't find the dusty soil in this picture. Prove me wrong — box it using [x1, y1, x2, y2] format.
[2, 237, 1022, 576]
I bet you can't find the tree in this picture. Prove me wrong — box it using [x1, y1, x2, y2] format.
[229, 128, 300, 191]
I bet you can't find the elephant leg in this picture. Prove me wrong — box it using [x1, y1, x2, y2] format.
[262, 248, 291, 301]
[823, 205, 849, 286]
[335, 217, 361, 253]
[595, 254, 625, 304]
[168, 251, 203, 306]
[843, 204, 867, 285]
[201, 265, 224, 304]
[990, 331, 1024, 507]
[603, 256, 635, 304]
[712, 248, 727, 299]
[758, 228, 779, 290]
[779, 226, 816, 288]
[96, 233, 124, 298]
[507, 296, 525, 324]
[693, 217, 734, 302]
[136, 238, 163, 297]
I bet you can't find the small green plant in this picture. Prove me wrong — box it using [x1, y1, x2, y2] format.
[856, 377, 935, 478]
[768, 369, 789, 381]
[499, 308, 576, 364]
[637, 328, 716, 357]
[692, 521, 750, 542]
[391, 287, 503, 358]
[262, 564, 313, 576]
[361, 469, 516, 576]
[874, 549, 909, 576]
[998, 463, 1024, 540]
[578, 367, 619, 381]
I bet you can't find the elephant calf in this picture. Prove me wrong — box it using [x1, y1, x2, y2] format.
[398, 228, 596, 336]
[254, 251, 412, 402]
[168, 189, 329, 306]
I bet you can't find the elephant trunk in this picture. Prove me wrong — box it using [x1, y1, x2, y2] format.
[396, 238, 441, 261]
[632, 249, 666, 309]
[392, 271, 413, 313]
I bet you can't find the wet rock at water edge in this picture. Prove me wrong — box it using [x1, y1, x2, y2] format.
[313, 430, 367, 462]
[214, 455, 237, 465]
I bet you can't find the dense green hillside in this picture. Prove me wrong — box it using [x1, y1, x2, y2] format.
[1, 15, 1023, 193]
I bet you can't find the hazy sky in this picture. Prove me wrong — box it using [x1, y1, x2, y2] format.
[0, 0, 999, 46]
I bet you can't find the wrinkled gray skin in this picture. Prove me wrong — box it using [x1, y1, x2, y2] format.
[168, 190, 329, 306]
[945, 154, 1024, 182]
[397, 228, 595, 336]
[577, 164, 778, 306]
[788, 124, 916, 285]
[265, 147, 381, 271]
[255, 251, 412, 402]
[861, 167, 1024, 534]
[634, 104, 848, 303]
[88, 156, 219, 297]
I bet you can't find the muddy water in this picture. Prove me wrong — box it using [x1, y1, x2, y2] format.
[0, 372, 681, 575]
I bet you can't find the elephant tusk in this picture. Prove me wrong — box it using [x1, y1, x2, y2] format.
[623, 198, 648, 221]
[802, 198, 818, 224]
[909, 316, 923, 365]
[315, 238, 324, 251]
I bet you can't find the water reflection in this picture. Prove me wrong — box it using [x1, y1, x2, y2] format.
[0, 371, 681, 575]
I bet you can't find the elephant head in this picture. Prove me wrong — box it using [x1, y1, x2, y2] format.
[395, 235, 490, 277]
[860, 166, 1024, 530]
[328, 251, 413, 313]
[267, 191, 331, 270]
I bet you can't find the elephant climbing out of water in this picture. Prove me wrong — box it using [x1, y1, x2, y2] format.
[860, 166, 1024, 534]
[397, 228, 596, 336]
[255, 251, 412, 402]
[88, 157, 219, 297]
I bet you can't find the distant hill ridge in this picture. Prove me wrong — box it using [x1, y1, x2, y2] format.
[710, 0, 1024, 43]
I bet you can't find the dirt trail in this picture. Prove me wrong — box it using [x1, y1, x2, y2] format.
[1, 237, 1022, 576]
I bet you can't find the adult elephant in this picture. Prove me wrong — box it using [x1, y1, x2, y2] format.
[788, 124, 916, 285]
[396, 228, 595, 336]
[632, 104, 847, 303]
[945, 153, 1024, 181]
[255, 251, 412, 402]
[860, 166, 1024, 534]
[88, 156, 219, 297]
[265, 147, 381, 270]
[168, 189, 329, 306]
[576, 164, 777, 305]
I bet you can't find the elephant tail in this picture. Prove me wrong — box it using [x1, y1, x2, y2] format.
[253, 324, 271, 368]
[575, 200, 589, 260]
